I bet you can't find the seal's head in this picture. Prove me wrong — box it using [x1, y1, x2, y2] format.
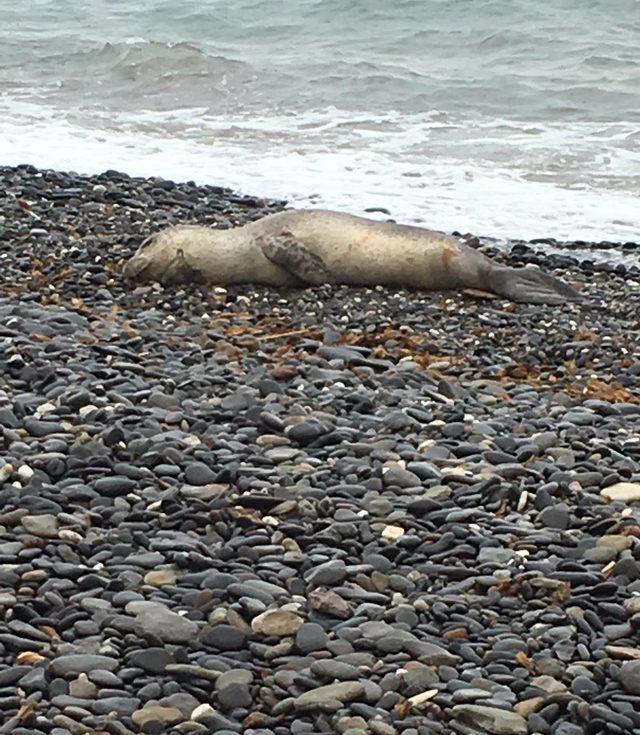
[123, 227, 208, 284]
[123, 232, 166, 282]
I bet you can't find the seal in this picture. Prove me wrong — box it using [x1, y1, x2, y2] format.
[123, 209, 583, 304]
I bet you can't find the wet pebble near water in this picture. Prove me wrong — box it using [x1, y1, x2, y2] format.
[0, 164, 640, 734]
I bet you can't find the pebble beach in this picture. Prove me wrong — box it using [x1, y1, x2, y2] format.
[1, 164, 640, 735]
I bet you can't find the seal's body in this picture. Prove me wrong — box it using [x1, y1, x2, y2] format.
[124, 209, 582, 305]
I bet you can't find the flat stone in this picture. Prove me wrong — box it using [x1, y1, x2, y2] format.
[452, 704, 528, 735]
[0, 592, 18, 606]
[514, 697, 544, 717]
[583, 546, 618, 563]
[159, 692, 201, 717]
[619, 660, 640, 694]
[132, 705, 184, 727]
[130, 601, 199, 644]
[0, 666, 31, 686]
[49, 654, 119, 676]
[538, 503, 570, 530]
[21, 514, 59, 538]
[202, 624, 248, 651]
[129, 647, 173, 673]
[296, 622, 329, 653]
[381, 524, 405, 540]
[402, 665, 439, 695]
[251, 609, 304, 636]
[68, 673, 97, 699]
[24, 417, 64, 437]
[531, 675, 566, 693]
[383, 467, 422, 488]
[310, 660, 360, 681]
[597, 534, 632, 552]
[407, 689, 438, 708]
[625, 597, 640, 616]
[144, 567, 178, 587]
[308, 589, 352, 619]
[294, 681, 365, 710]
[217, 682, 252, 710]
[165, 663, 221, 682]
[190, 703, 241, 731]
[451, 687, 494, 703]
[601, 482, 640, 502]
[93, 696, 140, 715]
[94, 476, 137, 496]
[184, 462, 218, 485]
[215, 669, 253, 690]
[305, 560, 347, 587]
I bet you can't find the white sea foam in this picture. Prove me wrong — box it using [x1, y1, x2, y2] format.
[1, 98, 638, 242]
[1, 1, 639, 243]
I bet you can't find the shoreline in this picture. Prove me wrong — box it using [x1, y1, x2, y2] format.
[2, 161, 639, 260]
[1, 163, 640, 734]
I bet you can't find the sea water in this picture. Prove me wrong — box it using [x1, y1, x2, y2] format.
[1, 0, 638, 240]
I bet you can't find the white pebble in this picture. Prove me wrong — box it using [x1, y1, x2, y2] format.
[17, 465, 34, 481]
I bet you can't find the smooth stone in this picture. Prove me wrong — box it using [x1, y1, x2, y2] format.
[132, 705, 184, 727]
[571, 675, 599, 697]
[190, 703, 241, 731]
[165, 664, 221, 682]
[310, 660, 360, 681]
[251, 609, 304, 636]
[144, 568, 178, 587]
[451, 688, 494, 703]
[619, 660, 640, 695]
[217, 682, 252, 709]
[215, 669, 253, 690]
[92, 696, 140, 715]
[625, 597, 640, 616]
[203, 624, 248, 651]
[537, 503, 570, 530]
[308, 589, 352, 618]
[68, 674, 98, 699]
[601, 482, 640, 502]
[24, 417, 64, 437]
[383, 467, 422, 488]
[129, 648, 173, 673]
[402, 665, 439, 695]
[294, 682, 365, 710]
[49, 655, 119, 676]
[597, 534, 632, 552]
[21, 513, 59, 537]
[184, 462, 218, 485]
[94, 476, 137, 496]
[452, 704, 528, 734]
[305, 560, 347, 587]
[296, 622, 329, 653]
[130, 601, 199, 644]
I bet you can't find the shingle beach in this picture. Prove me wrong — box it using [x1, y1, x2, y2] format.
[1, 164, 640, 735]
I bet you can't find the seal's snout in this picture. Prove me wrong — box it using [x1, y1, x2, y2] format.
[123, 233, 160, 281]
[122, 253, 151, 281]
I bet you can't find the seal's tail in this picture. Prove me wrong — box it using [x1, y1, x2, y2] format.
[490, 266, 585, 305]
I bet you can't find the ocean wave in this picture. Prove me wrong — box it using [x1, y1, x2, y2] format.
[2, 26, 638, 122]
[0, 0, 638, 242]
[1, 40, 260, 112]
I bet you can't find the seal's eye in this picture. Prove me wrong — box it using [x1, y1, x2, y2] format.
[139, 235, 156, 251]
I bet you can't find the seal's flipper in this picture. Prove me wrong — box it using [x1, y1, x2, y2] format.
[258, 232, 332, 285]
[490, 266, 584, 305]
[162, 248, 203, 285]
